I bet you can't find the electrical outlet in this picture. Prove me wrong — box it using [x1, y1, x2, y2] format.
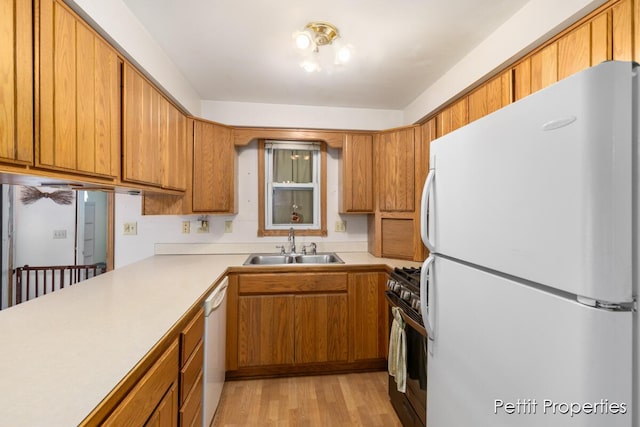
[123, 222, 137, 235]
[335, 220, 346, 232]
[182, 221, 190, 234]
[53, 229, 67, 239]
[197, 220, 209, 233]
[224, 220, 233, 233]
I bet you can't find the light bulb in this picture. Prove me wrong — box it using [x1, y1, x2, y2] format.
[295, 32, 312, 50]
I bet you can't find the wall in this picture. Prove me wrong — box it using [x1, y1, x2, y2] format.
[65, 0, 201, 115]
[114, 143, 369, 268]
[403, 0, 610, 124]
[14, 186, 77, 267]
[201, 101, 403, 130]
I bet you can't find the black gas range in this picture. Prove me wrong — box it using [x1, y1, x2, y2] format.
[385, 266, 427, 427]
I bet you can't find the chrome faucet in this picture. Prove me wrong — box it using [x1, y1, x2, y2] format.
[288, 227, 296, 254]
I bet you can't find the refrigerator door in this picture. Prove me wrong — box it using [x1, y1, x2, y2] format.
[428, 61, 635, 303]
[427, 256, 633, 427]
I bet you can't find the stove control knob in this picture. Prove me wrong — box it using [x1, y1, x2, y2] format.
[400, 290, 412, 301]
[411, 298, 421, 310]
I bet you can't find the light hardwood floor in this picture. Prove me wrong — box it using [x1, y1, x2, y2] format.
[212, 371, 402, 427]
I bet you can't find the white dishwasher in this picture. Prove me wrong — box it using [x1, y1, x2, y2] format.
[202, 277, 228, 427]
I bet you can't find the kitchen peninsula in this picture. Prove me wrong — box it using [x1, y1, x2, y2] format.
[0, 252, 419, 426]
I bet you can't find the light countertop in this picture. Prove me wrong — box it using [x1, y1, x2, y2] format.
[0, 252, 421, 426]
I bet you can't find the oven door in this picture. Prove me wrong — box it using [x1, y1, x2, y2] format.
[386, 292, 427, 427]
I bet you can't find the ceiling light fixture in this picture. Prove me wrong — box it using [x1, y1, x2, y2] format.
[293, 21, 352, 72]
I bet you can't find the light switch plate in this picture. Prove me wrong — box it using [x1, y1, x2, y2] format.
[123, 222, 137, 235]
[335, 220, 346, 232]
[224, 220, 233, 233]
[53, 229, 67, 239]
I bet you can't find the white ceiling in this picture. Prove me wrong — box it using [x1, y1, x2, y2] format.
[122, 0, 529, 110]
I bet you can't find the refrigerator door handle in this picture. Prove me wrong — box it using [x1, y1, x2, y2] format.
[420, 255, 435, 347]
[420, 169, 436, 252]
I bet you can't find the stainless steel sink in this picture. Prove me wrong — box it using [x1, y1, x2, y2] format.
[243, 252, 344, 265]
[243, 254, 295, 265]
[293, 254, 343, 264]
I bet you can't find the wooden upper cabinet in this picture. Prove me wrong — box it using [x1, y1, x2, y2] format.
[0, 0, 33, 165]
[437, 97, 469, 137]
[468, 72, 510, 124]
[612, 0, 633, 61]
[38, 0, 120, 178]
[590, 11, 612, 65]
[161, 98, 188, 191]
[531, 43, 558, 93]
[123, 63, 163, 187]
[192, 119, 236, 213]
[340, 133, 373, 213]
[521, 10, 613, 100]
[558, 22, 592, 80]
[378, 127, 415, 212]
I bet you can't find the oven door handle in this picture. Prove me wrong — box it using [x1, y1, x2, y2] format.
[420, 255, 435, 343]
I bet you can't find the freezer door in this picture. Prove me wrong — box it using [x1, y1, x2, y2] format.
[428, 61, 635, 303]
[427, 256, 633, 427]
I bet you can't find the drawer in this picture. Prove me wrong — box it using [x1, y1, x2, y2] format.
[180, 339, 203, 405]
[238, 272, 348, 294]
[179, 371, 203, 427]
[181, 308, 204, 363]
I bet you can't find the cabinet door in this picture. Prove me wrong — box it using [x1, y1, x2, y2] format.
[144, 382, 178, 427]
[237, 295, 294, 367]
[103, 340, 179, 426]
[192, 120, 236, 213]
[531, 43, 558, 93]
[294, 293, 348, 364]
[612, 0, 633, 61]
[349, 272, 387, 361]
[161, 99, 188, 191]
[0, 0, 33, 165]
[123, 63, 163, 187]
[38, 0, 120, 177]
[340, 133, 373, 213]
[467, 74, 507, 123]
[378, 127, 415, 212]
[558, 22, 591, 80]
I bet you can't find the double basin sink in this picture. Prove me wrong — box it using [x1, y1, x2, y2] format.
[244, 252, 344, 265]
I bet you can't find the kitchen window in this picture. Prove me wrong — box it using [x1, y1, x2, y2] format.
[258, 140, 327, 236]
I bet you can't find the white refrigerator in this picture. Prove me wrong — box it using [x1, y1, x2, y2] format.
[420, 61, 637, 426]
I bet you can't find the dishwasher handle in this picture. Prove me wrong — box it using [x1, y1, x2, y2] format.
[204, 277, 228, 317]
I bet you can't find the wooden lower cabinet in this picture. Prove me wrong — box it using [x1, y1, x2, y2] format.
[350, 272, 387, 361]
[294, 293, 348, 364]
[102, 339, 179, 426]
[144, 383, 178, 427]
[227, 270, 386, 378]
[238, 294, 295, 367]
